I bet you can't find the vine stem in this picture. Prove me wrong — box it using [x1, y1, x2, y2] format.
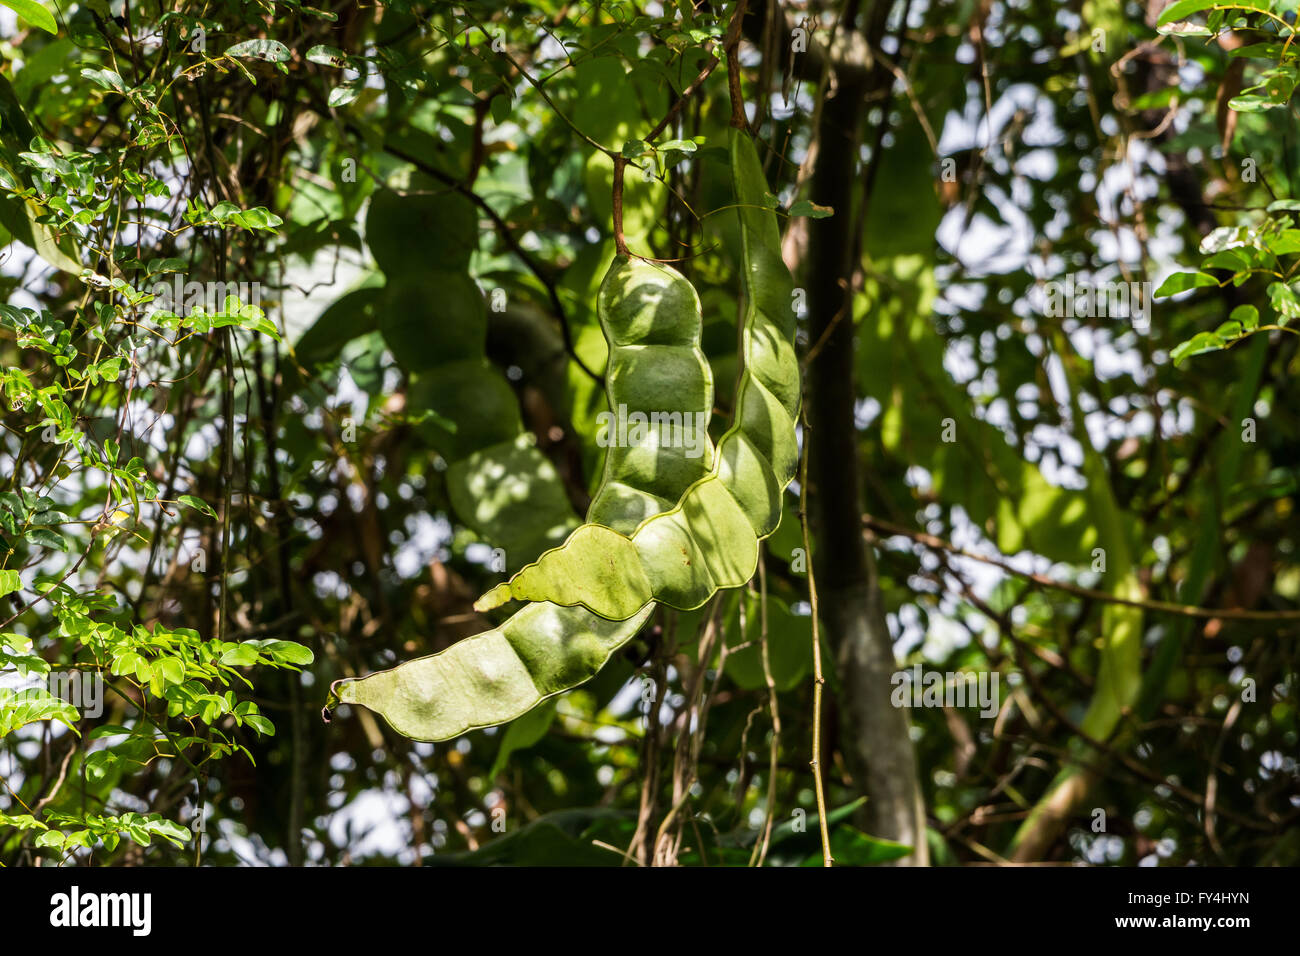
[799, 413, 833, 867]
[751, 555, 781, 867]
[462, 9, 613, 157]
[644, 0, 749, 143]
[617, 0, 749, 252]
[863, 514, 1300, 620]
[727, 1, 750, 130]
[612, 155, 630, 257]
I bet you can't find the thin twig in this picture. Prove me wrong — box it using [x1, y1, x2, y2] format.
[752, 555, 781, 867]
[863, 514, 1300, 621]
[612, 155, 630, 257]
[800, 414, 833, 867]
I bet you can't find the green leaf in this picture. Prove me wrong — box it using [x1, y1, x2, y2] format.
[286, 284, 382, 384]
[1228, 93, 1284, 112]
[156, 657, 185, 686]
[0, 686, 79, 737]
[621, 139, 652, 158]
[445, 435, 579, 569]
[110, 650, 142, 678]
[1214, 319, 1244, 340]
[177, 494, 216, 518]
[489, 93, 512, 125]
[0, 645, 46, 677]
[0, 0, 57, 34]
[1267, 229, 1300, 256]
[26, 527, 67, 551]
[0, 811, 49, 832]
[1201, 248, 1251, 272]
[420, 808, 633, 866]
[1171, 331, 1225, 366]
[722, 593, 813, 692]
[788, 199, 834, 218]
[256, 639, 314, 666]
[1230, 304, 1260, 331]
[87, 724, 135, 739]
[1229, 41, 1284, 58]
[1199, 226, 1248, 254]
[80, 68, 125, 92]
[801, 828, 914, 866]
[1155, 1, 1218, 28]
[305, 45, 348, 67]
[1268, 281, 1300, 323]
[148, 819, 192, 848]
[219, 644, 260, 667]
[1154, 271, 1218, 297]
[0, 191, 83, 274]
[657, 139, 698, 155]
[226, 39, 291, 63]
[0, 569, 20, 598]
[207, 203, 283, 231]
[570, 57, 664, 248]
[696, 797, 877, 865]
[489, 699, 557, 779]
[244, 713, 274, 735]
[327, 83, 360, 108]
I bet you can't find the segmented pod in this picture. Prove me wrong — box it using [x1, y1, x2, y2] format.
[329, 252, 717, 740]
[476, 128, 800, 621]
[332, 602, 653, 740]
[588, 256, 716, 533]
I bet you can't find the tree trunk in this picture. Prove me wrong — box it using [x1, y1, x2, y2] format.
[805, 71, 929, 865]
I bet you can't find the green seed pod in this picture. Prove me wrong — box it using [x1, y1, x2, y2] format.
[476, 128, 800, 621]
[328, 253, 717, 740]
[331, 602, 653, 740]
[588, 255, 715, 532]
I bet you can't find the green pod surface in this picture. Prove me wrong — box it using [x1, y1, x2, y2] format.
[328, 241, 719, 740]
[331, 602, 653, 740]
[588, 256, 716, 533]
[476, 128, 800, 621]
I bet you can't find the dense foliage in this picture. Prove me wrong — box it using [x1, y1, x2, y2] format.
[0, 0, 1296, 867]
